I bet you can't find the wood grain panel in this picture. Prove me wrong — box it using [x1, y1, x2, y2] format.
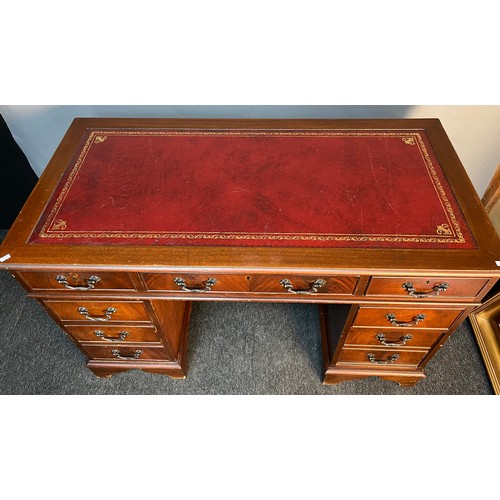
[250, 275, 357, 295]
[18, 271, 135, 291]
[337, 348, 428, 367]
[43, 300, 150, 322]
[65, 324, 160, 343]
[344, 327, 443, 349]
[353, 306, 464, 329]
[149, 300, 191, 355]
[82, 344, 171, 361]
[143, 273, 249, 292]
[366, 276, 489, 299]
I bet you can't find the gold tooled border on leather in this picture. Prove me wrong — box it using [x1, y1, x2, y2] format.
[36, 130, 469, 245]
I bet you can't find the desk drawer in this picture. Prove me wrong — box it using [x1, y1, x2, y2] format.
[66, 324, 160, 343]
[337, 348, 427, 367]
[82, 344, 170, 361]
[43, 300, 150, 322]
[344, 327, 444, 349]
[353, 306, 464, 329]
[18, 271, 136, 292]
[344, 328, 444, 349]
[143, 273, 249, 293]
[249, 275, 357, 295]
[143, 272, 358, 297]
[365, 276, 488, 300]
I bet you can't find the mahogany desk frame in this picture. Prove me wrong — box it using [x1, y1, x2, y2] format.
[2, 118, 500, 387]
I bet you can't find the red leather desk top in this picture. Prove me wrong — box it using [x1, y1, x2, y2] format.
[29, 128, 476, 249]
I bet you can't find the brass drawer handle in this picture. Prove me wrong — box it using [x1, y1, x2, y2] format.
[280, 278, 326, 294]
[111, 349, 142, 360]
[376, 333, 412, 346]
[367, 353, 399, 364]
[174, 277, 217, 292]
[386, 313, 426, 327]
[55, 275, 100, 290]
[78, 306, 116, 321]
[402, 281, 449, 298]
[94, 330, 129, 342]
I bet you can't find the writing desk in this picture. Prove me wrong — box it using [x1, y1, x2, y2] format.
[2, 118, 499, 386]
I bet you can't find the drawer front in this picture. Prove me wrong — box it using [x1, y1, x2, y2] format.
[143, 273, 358, 297]
[65, 324, 160, 343]
[337, 348, 427, 367]
[249, 275, 358, 295]
[18, 271, 136, 292]
[82, 344, 170, 361]
[143, 273, 249, 292]
[353, 306, 464, 329]
[366, 276, 489, 299]
[344, 327, 443, 349]
[43, 300, 151, 322]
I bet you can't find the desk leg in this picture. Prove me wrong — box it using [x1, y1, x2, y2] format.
[323, 368, 425, 386]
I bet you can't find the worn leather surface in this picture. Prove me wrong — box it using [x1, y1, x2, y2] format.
[29, 129, 476, 248]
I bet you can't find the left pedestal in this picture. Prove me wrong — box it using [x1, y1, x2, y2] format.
[13, 270, 193, 379]
[82, 300, 193, 379]
[42, 297, 192, 379]
[39, 296, 192, 379]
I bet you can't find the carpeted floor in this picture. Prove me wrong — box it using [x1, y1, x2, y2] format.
[0, 231, 493, 395]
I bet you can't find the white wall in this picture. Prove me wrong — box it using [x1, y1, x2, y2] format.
[1, 105, 499, 197]
[405, 106, 500, 197]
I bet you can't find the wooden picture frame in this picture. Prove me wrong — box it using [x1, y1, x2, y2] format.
[470, 290, 500, 394]
[471, 164, 500, 394]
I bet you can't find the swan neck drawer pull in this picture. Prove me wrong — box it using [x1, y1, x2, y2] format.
[386, 313, 426, 327]
[78, 306, 116, 321]
[280, 278, 326, 294]
[55, 275, 100, 290]
[94, 330, 129, 342]
[376, 333, 413, 346]
[402, 281, 449, 298]
[111, 349, 142, 360]
[367, 353, 399, 364]
[174, 277, 217, 292]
